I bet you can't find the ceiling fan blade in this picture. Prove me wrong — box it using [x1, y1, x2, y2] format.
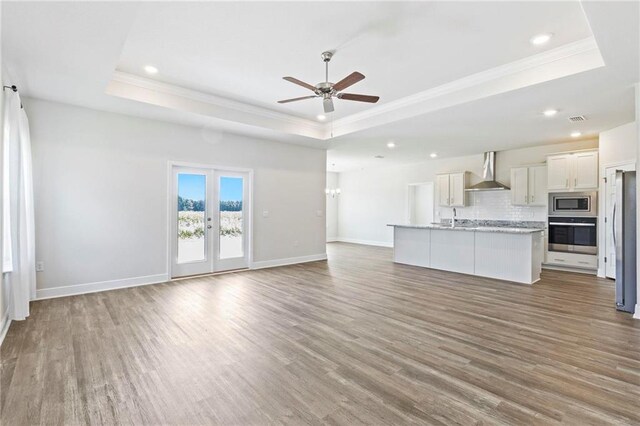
[277, 95, 317, 104]
[337, 93, 380, 103]
[332, 72, 365, 92]
[323, 97, 334, 113]
[283, 76, 317, 92]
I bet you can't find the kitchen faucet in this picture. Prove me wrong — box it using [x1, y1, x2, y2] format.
[451, 208, 457, 228]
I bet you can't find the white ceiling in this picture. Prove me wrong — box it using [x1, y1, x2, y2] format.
[1, 1, 638, 171]
[116, 1, 592, 120]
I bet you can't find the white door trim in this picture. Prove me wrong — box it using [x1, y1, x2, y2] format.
[167, 161, 254, 279]
[407, 181, 435, 225]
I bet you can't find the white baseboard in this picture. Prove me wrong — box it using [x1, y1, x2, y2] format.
[634, 304, 640, 320]
[35, 273, 169, 301]
[326, 237, 338, 243]
[251, 253, 327, 270]
[0, 311, 11, 347]
[332, 237, 393, 248]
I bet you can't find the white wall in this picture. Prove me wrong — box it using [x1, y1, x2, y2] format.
[326, 172, 339, 241]
[598, 121, 637, 277]
[337, 139, 598, 246]
[25, 98, 327, 295]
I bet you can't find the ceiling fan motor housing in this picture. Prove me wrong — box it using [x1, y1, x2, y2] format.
[315, 82, 335, 95]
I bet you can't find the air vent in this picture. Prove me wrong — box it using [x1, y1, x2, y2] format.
[374, 155, 384, 159]
[568, 115, 586, 122]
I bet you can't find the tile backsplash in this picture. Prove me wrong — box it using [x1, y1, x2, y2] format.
[436, 190, 547, 222]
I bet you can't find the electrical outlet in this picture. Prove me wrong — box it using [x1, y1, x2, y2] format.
[262, 210, 269, 218]
[293, 240, 299, 247]
[316, 210, 323, 217]
[36, 261, 44, 272]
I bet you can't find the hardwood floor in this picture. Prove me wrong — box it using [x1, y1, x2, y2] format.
[2, 242, 639, 425]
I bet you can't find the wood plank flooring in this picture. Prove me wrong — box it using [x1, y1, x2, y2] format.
[2, 242, 640, 425]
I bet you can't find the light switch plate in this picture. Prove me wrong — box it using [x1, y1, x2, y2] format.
[262, 210, 269, 218]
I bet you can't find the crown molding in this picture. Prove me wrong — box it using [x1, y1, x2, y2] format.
[106, 37, 603, 141]
[328, 37, 604, 138]
[106, 71, 327, 139]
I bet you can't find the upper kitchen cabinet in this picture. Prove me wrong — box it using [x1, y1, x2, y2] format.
[511, 165, 547, 206]
[547, 150, 598, 192]
[573, 151, 599, 189]
[437, 172, 468, 207]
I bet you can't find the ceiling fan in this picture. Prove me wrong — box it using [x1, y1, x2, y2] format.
[278, 51, 379, 113]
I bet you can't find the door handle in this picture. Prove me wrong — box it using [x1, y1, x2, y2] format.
[549, 222, 596, 227]
[207, 225, 212, 229]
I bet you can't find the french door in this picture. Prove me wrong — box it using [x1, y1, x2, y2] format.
[171, 166, 250, 278]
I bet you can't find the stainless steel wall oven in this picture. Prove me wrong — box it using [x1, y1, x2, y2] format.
[548, 216, 597, 255]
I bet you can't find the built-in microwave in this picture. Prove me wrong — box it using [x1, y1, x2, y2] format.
[548, 192, 597, 217]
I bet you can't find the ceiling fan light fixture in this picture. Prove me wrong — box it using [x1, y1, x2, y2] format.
[278, 52, 379, 112]
[323, 97, 335, 113]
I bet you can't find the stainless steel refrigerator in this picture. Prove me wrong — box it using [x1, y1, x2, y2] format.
[615, 170, 637, 313]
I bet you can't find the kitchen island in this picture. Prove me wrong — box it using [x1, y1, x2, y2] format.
[388, 223, 544, 284]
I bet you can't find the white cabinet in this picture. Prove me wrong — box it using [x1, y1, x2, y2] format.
[436, 172, 467, 207]
[547, 151, 598, 192]
[573, 151, 599, 189]
[436, 174, 450, 206]
[547, 154, 572, 191]
[511, 167, 529, 205]
[528, 165, 547, 206]
[510, 165, 546, 206]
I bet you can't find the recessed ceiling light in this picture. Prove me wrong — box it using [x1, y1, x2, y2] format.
[571, 131, 582, 138]
[144, 65, 158, 75]
[530, 33, 553, 46]
[317, 114, 326, 121]
[543, 109, 558, 117]
[430, 153, 438, 158]
[387, 141, 396, 148]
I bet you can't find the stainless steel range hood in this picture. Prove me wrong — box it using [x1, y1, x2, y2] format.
[466, 151, 510, 191]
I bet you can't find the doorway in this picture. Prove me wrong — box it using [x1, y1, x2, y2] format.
[408, 182, 435, 225]
[604, 162, 635, 279]
[170, 165, 251, 278]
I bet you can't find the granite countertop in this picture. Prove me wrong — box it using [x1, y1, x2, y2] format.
[387, 222, 545, 234]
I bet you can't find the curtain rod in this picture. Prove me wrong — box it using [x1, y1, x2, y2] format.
[3, 85, 23, 108]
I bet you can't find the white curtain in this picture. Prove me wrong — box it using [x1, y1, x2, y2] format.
[2, 90, 35, 320]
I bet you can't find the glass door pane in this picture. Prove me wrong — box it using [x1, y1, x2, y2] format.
[218, 176, 244, 260]
[177, 173, 207, 264]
